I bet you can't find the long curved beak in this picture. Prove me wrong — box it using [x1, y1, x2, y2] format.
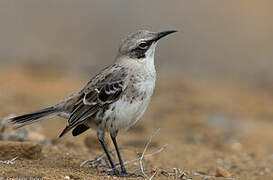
[154, 30, 177, 42]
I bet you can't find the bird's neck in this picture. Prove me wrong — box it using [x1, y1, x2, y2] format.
[140, 56, 156, 75]
[116, 55, 156, 75]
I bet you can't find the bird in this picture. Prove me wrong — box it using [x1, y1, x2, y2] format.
[8, 30, 177, 177]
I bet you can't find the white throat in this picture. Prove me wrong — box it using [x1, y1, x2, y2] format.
[139, 43, 156, 73]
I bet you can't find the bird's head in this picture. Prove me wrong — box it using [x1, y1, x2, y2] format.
[118, 30, 177, 61]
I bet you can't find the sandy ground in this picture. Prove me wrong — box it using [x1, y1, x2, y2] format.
[0, 67, 273, 180]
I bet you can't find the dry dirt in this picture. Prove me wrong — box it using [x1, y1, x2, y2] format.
[0, 67, 273, 180]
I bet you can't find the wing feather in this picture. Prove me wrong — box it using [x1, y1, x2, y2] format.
[59, 65, 128, 137]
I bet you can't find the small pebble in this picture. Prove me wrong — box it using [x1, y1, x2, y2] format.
[216, 167, 232, 178]
[193, 172, 200, 176]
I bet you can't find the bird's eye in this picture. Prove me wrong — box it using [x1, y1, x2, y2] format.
[138, 42, 148, 49]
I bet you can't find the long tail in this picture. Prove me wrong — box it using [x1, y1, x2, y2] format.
[9, 106, 59, 128]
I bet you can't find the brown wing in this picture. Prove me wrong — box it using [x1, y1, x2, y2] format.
[59, 65, 128, 137]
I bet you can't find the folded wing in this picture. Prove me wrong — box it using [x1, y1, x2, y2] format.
[59, 65, 128, 137]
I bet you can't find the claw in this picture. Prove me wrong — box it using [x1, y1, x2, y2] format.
[104, 169, 138, 178]
[117, 172, 138, 178]
[104, 169, 120, 176]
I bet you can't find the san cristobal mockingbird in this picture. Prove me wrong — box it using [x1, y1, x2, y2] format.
[9, 30, 177, 177]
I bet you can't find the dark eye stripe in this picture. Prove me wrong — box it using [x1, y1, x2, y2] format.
[129, 40, 153, 59]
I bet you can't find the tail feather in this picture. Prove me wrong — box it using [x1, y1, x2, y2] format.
[9, 106, 59, 128]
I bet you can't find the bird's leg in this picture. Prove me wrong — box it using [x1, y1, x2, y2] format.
[110, 131, 126, 173]
[97, 131, 119, 175]
[110, 131, 138, 177]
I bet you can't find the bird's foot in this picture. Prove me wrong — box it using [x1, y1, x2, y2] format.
[104, 168, 120, 176]
[117, 171, 138, 178]
[104, 169, 138, 178]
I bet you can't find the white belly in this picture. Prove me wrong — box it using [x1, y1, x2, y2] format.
[108, 80, 155, 131]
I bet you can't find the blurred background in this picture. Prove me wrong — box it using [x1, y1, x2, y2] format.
[0, 0, 272, 81]
[0, 1, 273, 179]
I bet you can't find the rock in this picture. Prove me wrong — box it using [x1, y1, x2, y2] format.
[216, 167, 232, 178]
[0, 141, 42, 160]
[4, 128, 28, 141]
[0, 114, 28, 142]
